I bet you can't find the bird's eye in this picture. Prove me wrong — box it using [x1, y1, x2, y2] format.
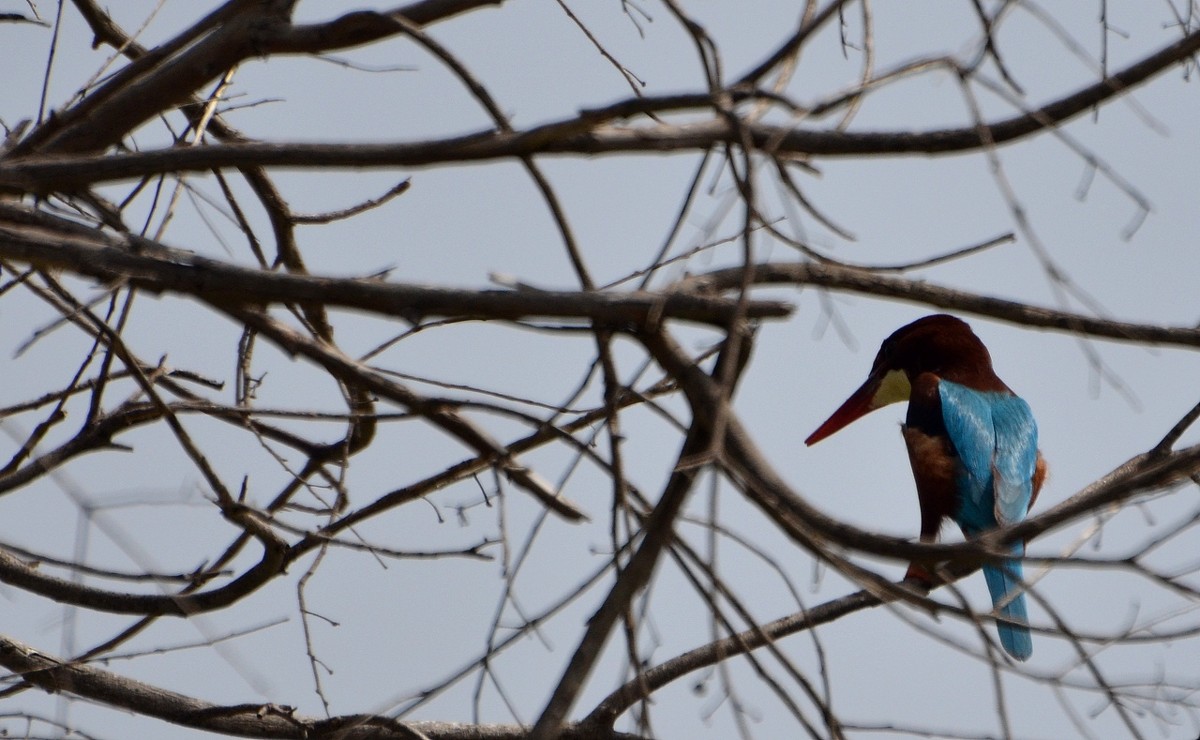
[870, 346, 891, 372]
[878, 341, 895, 363]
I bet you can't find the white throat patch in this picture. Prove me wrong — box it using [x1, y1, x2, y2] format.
[872, 368, 912, 408]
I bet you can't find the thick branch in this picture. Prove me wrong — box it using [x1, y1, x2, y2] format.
[0, 527, 285, 617]
[15, 3, 280, 156]
[0, 209, 791, 328]
[678, 262, 1200, 348]
[585, 589, 880, 729]
[4, 26, 1199, 190]
[266, 2, 506, 54]
[530, 328, 757, 737]
[0, 634, 645, 739]
[531, 425, 709, 739]
[19, 1, 501, 158]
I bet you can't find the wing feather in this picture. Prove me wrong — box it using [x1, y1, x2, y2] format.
[937, 381, 1037, 531]
[937, 381, 994, 532]
[989, 394, 1038, 525]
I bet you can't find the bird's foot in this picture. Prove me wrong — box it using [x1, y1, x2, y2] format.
[903, 563, 938, 590]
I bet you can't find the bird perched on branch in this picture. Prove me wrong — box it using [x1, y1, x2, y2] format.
[805, 314, 1046, 661]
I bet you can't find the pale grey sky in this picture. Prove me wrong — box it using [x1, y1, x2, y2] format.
[2, 2, 1200, 739]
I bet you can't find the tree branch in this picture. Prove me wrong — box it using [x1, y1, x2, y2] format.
[5, 26, 1198, 190]
[0, 633, 646, 739]
[677, 262, 1200, 348]
[0, 207, 792, 328]
[0, 523, 286, 617]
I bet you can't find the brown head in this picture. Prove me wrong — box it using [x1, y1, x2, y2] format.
[805, 315, 1006, 446]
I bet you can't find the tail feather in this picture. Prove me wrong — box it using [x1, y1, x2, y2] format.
[981, 552, 1032, 661]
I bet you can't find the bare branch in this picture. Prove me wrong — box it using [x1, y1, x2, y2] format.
[0, 633, 647, 740]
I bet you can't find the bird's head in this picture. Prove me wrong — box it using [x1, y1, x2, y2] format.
[804, 314, 993, 446]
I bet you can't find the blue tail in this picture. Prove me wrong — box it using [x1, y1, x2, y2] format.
[981, 550, 1032, 661]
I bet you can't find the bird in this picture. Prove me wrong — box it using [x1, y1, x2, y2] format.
[805, 314, 1046, 661]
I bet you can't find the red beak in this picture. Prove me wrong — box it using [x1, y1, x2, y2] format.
[804, 374, 882, 446]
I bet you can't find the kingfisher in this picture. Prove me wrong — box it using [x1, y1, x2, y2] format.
[805, 314, 1046, 661]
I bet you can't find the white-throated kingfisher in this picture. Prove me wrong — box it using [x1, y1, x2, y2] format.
[805, 314, 1046, 661]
